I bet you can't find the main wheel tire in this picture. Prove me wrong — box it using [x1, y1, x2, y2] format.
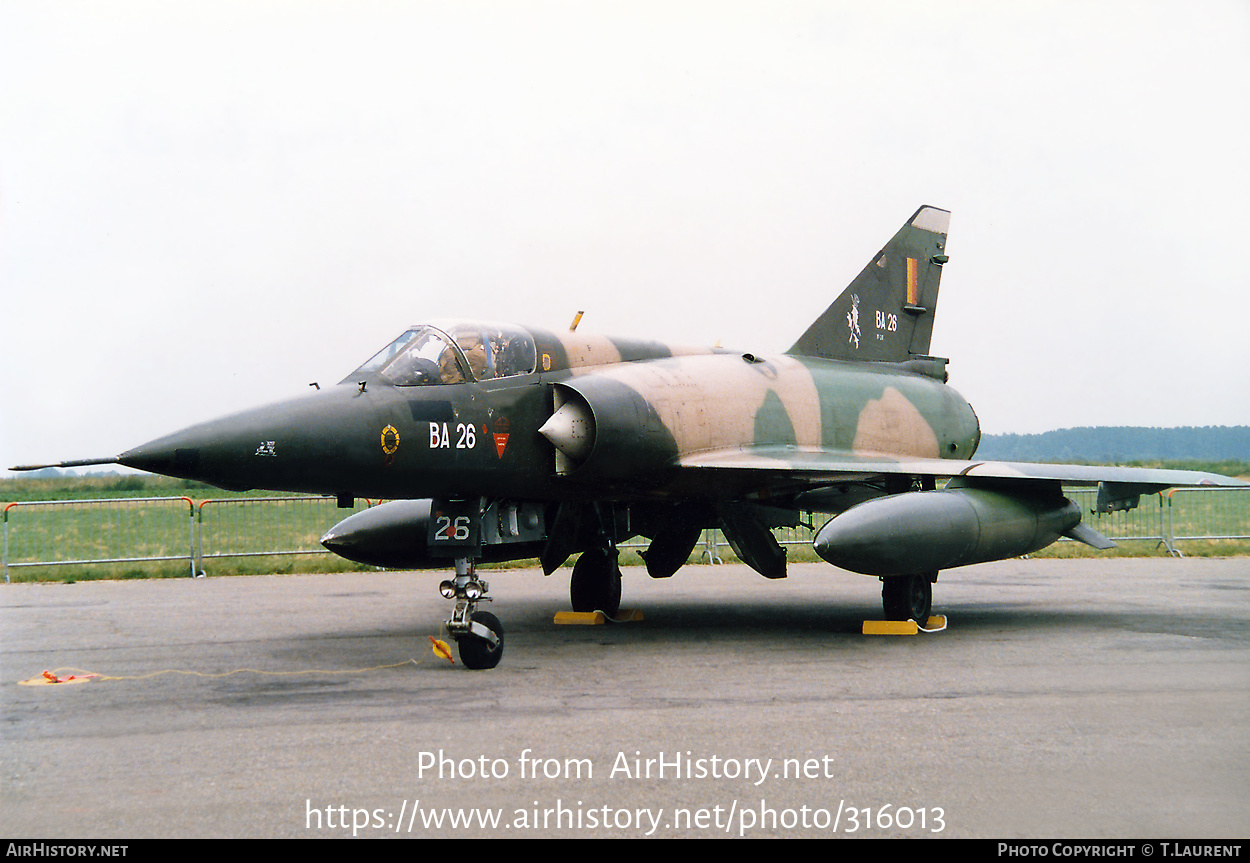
[882, 573, 933, 623]
[458, 610, 504, 670]
[570, 548, 622, 617]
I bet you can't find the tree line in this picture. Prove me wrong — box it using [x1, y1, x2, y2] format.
[977, 425, 1249, 466]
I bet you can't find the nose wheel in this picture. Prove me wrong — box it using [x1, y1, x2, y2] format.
[455, 610, 504, 670]
[441, 558, 504, 669]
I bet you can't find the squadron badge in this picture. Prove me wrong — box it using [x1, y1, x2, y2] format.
[380, 424, 400, 466]
[492, 416, 511, 459]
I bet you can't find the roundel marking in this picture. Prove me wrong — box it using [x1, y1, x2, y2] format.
[381, 424, 401, 466]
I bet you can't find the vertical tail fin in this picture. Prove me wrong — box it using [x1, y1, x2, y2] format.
[788, 205, 950, 363]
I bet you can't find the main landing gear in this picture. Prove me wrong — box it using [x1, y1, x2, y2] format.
[440, 557, 504, 670]
[569, 546, 622, 617]
[881, 572, 935, 624]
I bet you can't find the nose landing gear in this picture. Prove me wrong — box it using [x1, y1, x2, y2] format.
[441, 557, 504, 670]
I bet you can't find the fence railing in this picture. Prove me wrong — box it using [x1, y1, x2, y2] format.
[3, 497, 197, 580]
[196, 497, 371, 571]
[3, 496, 368, 582]
[1064, 488, 1170, 546]
[4, 487, 1248, 581]
[1166, 487, 1250, 542]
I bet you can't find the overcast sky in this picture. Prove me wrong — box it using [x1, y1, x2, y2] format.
[2, 1, 1248, 476]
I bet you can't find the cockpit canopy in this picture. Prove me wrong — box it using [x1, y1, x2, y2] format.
[347, 321, 537, 387]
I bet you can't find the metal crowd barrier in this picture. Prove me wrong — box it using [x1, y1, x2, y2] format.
[1166, 487, 1250, 543]
[2, 496, 367, 582]
[3, 497, 197, 581]
[1064, 488, 1171, 548]
[195, 496, 371, 575]
[1065, 487, 1250, 555]
[3, 487, 1248, 581]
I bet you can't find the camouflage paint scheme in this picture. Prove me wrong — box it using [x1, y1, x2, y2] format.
[15, 206, 1246, 655]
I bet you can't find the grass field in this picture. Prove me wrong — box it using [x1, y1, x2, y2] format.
[3, 469, 1247, 582]
[2, 477, 376, 582]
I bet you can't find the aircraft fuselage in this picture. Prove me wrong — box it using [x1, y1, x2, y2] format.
[116, 349, 980, 506]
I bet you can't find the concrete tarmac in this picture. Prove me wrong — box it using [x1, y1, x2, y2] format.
[2, 558, 1247, 839]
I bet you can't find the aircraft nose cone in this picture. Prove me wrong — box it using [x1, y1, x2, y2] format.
[114, 388, 362, 492]
[118, 437, 203, 477]
[117, 422, 260, 491]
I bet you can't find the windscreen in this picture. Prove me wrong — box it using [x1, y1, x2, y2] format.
[349, 322, 536, 386]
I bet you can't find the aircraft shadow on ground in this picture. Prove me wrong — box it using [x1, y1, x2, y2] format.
[252, 596, 1223, 664]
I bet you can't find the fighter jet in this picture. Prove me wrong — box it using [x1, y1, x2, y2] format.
[14, 206, 1246, 669]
